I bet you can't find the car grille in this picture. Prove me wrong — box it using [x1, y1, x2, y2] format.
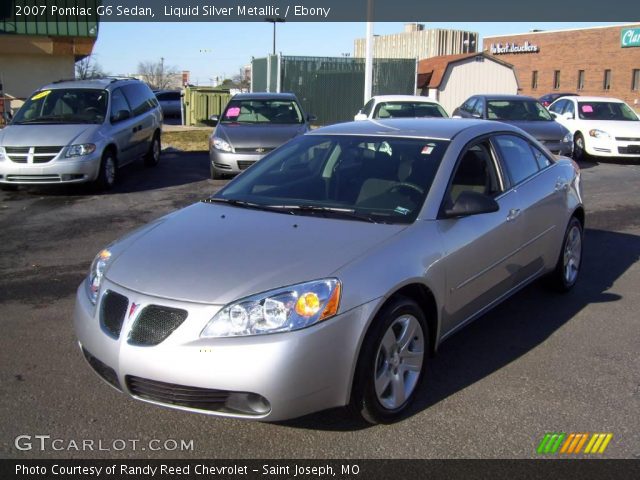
[237, 160, 256, 170]
[5, 146, 63, 164]
[5, 174, 62, 183]
[126, 376, 231, 410]
[616, 137, 640, 142]
[128, 305, 188, 346]
[100, 290, 129, 338]
[234, 147, 274, 154]
[618, 145, 640, 155]
[82, 347, 121, 390]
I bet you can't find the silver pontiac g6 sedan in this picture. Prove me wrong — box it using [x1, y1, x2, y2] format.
[74, 119, 584, 424]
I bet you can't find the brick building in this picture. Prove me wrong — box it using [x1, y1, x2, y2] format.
[483, 23, 640, 109]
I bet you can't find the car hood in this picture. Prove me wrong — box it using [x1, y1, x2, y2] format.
[578, 120, 640, 137]
[0, 124, 100, 147]
[498, 120, 568, 141]
[215, 122, 306, 149]
[105, 202, 406, 304]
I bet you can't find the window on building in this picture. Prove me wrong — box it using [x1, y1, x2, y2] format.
[603, 69, 612, 91]
[633, 69, 640, 91]
[577, 70, 585, 91]
[553, 71, 561, 90]
[531, 70, 538, 90]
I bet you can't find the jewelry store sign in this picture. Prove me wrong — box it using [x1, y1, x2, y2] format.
[490, 41, 539, 54]
[621, 28, 640, 47]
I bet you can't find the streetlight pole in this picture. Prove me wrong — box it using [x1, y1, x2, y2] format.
[265, 17, 285, 56]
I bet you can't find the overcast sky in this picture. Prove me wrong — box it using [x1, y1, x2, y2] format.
[92, 22, 624, 85]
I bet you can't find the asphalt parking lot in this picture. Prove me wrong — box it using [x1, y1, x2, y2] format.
[1, 151, 639, 459]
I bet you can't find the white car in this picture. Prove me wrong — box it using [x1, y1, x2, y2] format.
[549, 96, 640, 160]
[354, 95, 448, 121]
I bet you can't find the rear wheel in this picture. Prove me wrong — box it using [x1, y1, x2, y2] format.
[350, 297, 428, 424]
[548, 217, 583, 292]
[95, 150, 117, 191]
[573, 133, 588, 161]
[144, 132, 161, 167]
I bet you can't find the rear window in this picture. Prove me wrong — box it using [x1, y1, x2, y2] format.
[373, 102, 448, 119]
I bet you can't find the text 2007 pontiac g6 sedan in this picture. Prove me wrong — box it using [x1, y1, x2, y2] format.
[74, 119, 584, 424]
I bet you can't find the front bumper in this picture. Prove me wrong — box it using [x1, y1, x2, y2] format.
[541, 140, 573, 156]
[73, 279, 377, 421]
[585, 136, 640, 158]
[0, 153, 101, 185]
[209, 148, 267, 175]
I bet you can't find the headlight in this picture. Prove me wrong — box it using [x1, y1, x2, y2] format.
[66, 143, 96, 157]
[589, 129, 610, 139]
[86, 249, 112, 305]
[212, 136, 234, 153]
[0, 146, 6, 161]
[201, 279, 341, 338]
[562, 132, 573, 143]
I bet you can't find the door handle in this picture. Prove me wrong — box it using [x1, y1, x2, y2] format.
[506, 208, 521, 222]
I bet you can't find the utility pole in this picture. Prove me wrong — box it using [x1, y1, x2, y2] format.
[364, 0, 374, 103]
[265, 18, 285, 56]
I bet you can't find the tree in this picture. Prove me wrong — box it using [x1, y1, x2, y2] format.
[75, 55, 107, 79]
[137, 58, 178, 90]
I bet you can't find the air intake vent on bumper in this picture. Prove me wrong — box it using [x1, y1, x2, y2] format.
[100, 290, 129, 338]
[128, 305, 188, 346]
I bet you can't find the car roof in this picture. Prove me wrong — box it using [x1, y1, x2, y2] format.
[309, 118, 521, 140]
[563, 96, 625, 103]
[38, 77, 140, 91]
[478, 94, 538, 102]
[232, 92, 298, 100]
[372, 95, 442, 103]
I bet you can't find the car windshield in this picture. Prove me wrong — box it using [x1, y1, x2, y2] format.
[212, 134, 449, 224]
[577, 102, 639, 121]
[12, 88, 108, 125]
[487, 100, 553, 121]
[374, 101, 448, 119]
[221, 99, 303, 124]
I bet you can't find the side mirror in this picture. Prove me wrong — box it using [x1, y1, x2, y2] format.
[209, 114, 219, 124]
[443, 191, 499, 218]
[471, 112, 482, 119]
[111, 110, 130, 123]
[550, 112, 558, 119]
[354, 113, 368, 121]
[306, 114, 317, 122]
[563, 111, 574, 120]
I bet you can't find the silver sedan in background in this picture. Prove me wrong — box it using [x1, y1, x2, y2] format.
[74, 119, 584, 423]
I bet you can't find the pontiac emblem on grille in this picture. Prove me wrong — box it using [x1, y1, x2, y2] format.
[128, 302, 140, 319]
[255, 147, 265, 153]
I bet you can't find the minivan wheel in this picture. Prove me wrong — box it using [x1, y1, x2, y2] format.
[96, 151, 117, 190]
[548, 217, 583, 292]
[350, 297, 428, 424]
[144, 133, 161, 167]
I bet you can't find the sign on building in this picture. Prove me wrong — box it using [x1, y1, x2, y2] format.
[621, 28, 640, 48]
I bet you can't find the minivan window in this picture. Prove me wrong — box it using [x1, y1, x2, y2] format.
[221, 99, 303, 124]
[110, 88, 131, 120]
[12, 89, 108, 125]
[215, 134, 449, 224]
[122, 83, 155, 117]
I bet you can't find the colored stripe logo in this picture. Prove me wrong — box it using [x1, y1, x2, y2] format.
[537, 433, 613, 454]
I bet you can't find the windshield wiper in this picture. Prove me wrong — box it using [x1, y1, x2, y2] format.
[202, 197, 293, 214]
[270, 205, 378, 223]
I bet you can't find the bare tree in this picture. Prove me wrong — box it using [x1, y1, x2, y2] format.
[75, 55, 107, 79]
[137, 58, 178, 90]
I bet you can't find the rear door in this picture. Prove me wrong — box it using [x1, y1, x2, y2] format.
[122, 83, 155, 160]
[438, 137, 524, 335]
[108, 87, 137, 164]
[492, 134, 567, 282]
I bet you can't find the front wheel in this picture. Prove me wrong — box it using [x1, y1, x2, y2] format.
[548, 217, 583, 292]
[573, 133, 588, 161]
[95, 151, 117, 191]
[350, 297, 428, 424]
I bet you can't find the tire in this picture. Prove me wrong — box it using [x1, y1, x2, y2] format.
[573, 133, 588, 161]
[95, 150, 117, 191]
[144, 132, 161, 167]
[350, 296, 428, 424]
[548, 217, 583, 292]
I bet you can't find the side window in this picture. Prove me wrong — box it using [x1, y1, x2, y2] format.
[494, 135, 541, 185]
[362, 99, 375, 116]
[564, 101, 575, 118]
[447, 141, 501, 205]
[472, 98, 485, 118]
[122, 83, 152, 117]
[109, 88, 131, 120]
[549, 99, 566, 114]
[530, 144, 553, 169]
[462, 98, 477, 113]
